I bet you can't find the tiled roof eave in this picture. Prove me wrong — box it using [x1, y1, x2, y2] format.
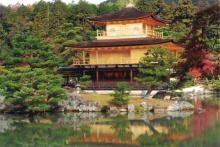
[65, 38, 174, 49]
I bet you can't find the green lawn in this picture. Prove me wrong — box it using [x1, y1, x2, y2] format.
[80, 93, 171, 108]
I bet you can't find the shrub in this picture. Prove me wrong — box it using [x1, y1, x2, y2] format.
[0, 67, 67, 112]
[135, 105, 144, 112]
[111, 82, 131, 106]
[213, 76, 220, 91]
[171, 91, 184, 98]
[136, 47, 178, 92]
[77, 75, 92, 90]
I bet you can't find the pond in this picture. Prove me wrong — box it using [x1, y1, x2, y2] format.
[0, 105, 219, 147]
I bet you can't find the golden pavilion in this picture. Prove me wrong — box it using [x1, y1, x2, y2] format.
[61, 5, 184, 89]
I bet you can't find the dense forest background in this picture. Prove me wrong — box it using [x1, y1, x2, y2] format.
[0, 0, 219, 66]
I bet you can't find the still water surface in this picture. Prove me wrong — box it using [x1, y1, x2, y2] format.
[0, 106, 219, 147]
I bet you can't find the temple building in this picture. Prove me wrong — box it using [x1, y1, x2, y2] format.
[60, 5, 184, 89]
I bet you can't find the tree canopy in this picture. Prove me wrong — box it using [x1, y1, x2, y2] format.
[177, 4, 220, 81]
[135, 47, 178, 91]
[0, 67, 67, 112]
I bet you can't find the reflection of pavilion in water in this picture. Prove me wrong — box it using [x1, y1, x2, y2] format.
[68, 106, 220, 146]
[69, 120, 169, 146]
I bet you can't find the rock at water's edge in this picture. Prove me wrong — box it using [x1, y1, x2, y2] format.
[128, 104, 135, 112]
[167, 101, 194, 112]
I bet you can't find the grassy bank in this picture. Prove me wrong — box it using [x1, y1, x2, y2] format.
[81, 93, 172, 108]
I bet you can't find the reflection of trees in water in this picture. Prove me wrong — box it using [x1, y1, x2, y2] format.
[56, 113, 102, 127]
[180, 122, 220, 147]
[0, 111, 218, 147]
[137, 117, 193, 147]
[0, 115, 91, 147]
[111, 115, 133, 141]
[0, 115, 14, 133]
[167, 117, 192, 134]
[138, 133, 171, 147]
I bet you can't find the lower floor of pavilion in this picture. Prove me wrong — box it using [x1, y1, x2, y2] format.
[59, 64, 146, 90]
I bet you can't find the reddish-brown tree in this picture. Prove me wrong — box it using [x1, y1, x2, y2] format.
[177, 4, 220, 81]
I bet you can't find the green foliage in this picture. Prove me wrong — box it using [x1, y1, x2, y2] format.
[111, 115, 132, 141]
[169, 0, 198, 41]
[138, 133, 170, 147]
[139, 0, 198, 41]
[32, 0, 51, 37]
[171, 91, 184, 98]
[180, 122, 220, 147]
[0, 117, 91, 147]
[177, 5, 220, 81]
[155, 26, 174, 40]
[192, 4, 220, 51]
[69, 0, 97, 26]
[0, 67, 67, 112]
[97, 2, 119, 15]
[5, 35, 63, 68]
[136, 47, 178, 91]
[112, 82, 131, 106]
[203, 98, 220, 108]
[49, 0, 68, 36]
[102, 0, 136, 9]
[55, 23, 95, 64]
[77, 75, 92, 90]
[135, 105, 144, 112]
[137, 0, 169, 18]
[213, 76, 220, 91]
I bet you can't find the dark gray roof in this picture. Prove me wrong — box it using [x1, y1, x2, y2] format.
[65, 38, 173, 48]
[89, 7, 166, 23]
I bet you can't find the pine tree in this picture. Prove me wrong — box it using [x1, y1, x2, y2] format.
[8, 5, 33, 37]
[49, 0, 68, 36]
[170, 0, 197, 40]
[5, 35, 63, 69]
[32, 1, 50, 38]
[136, 47, 178, 92]
[0, 67, 67, 112]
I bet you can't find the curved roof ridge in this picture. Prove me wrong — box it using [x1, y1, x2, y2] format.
[89, 7, 168, 25]
[89, 7, 151, 22]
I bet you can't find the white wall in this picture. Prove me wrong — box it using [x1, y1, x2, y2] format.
[106, 23, 145, 38]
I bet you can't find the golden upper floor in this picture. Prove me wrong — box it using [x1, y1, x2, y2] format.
[96, 24, 164, 40]
[89, 7, 167, 40]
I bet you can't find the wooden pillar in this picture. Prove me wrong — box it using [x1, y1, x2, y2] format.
[82, 51, 85, 64]
[96, 70, 99, 82]
[96, 51, 99, 64]
[130, 69, 133, 82]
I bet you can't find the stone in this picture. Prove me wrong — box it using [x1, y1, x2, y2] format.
[110, 107, 119, 113]
[0, 96, 5, 102]
[154, 108, 166, 113]
[0, 102, 6, 112]
[167, 111, 194, 118]
[182, 85, 210, 97]
[171, 97, 181, 100]
[140, 102, 153, 112]
[120, 108, 127, 112]
[152, 90, 167, 99]
[164, 95, 171, 100]
[167, 101, 194, 112]
[147, 90, 159, 99]
[128, 104, 135, 112]
[61, 95, 100, 112]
